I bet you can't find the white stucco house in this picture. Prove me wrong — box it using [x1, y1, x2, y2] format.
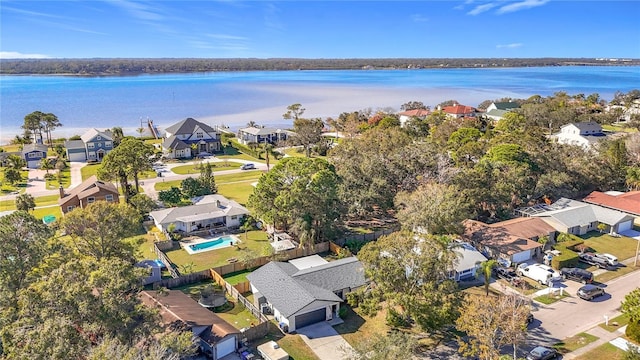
[247, 255, 367, 333]
[450, 242, 488, 281]
[555, 122, 608, 149]
[149, 194, 249, 233]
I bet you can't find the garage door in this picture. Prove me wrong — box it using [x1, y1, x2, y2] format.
[215, 336, 236, 359]
[27, 160, 39, 169]
[295, 308, 326, 330]
[618, 220, 633, 233]
[68, 152, 86, 162]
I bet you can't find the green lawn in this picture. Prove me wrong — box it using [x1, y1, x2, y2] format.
[602, 124, 638, 133]
[574, 343, 627, 360]
[217, 153, 262, 162]
[0, 144, 22, 152]
[595, 264, 640, 283]
[215, 298, 259, 330]
[554, 332, 599, 354]
[534, 292, 570, 305]
[223, 269, 255, 285]
[599, 313, 631, 332]
[0, 194, 62, 212]
[164, 230, 271, 272]
[32, 206, 61, 221]
[218, 180, 257, 206]
[277, 334, 321, 360]
[581, 233, 640, 261]
[44, 168, 71, 189]
[155, 171, 263, 192]
[81, 163, 156, 181]
[0, 168, 29, 194]
[171, 161, 243, 175]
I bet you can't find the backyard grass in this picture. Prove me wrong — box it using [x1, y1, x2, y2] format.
[170, 161, 243, 175]
[217, 180, 257, 206]
[574, 342, 627, 360]
[131, 226, 164, 260]
[0, 194, 61, 212]
[164, 230, 271, 272]
[32, 206, 61, 220]
[554, 332, 599, 354]
[44, 168, 71, 189]
[599, 313, 631, 332]
[223, 269, 255, 285]
[81, 163, 156, 181]
[215, 297, 258, 330]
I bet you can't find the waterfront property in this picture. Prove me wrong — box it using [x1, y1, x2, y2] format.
[440, 103, 478, 119]
[64, 128, 114, 162]
[58, 175, 119, 214]
[485, 101, 520, 121]
[236, 126, 294, 146]
[247, 255, 367, 333]
[150, 194, 249, 234]
[22, 144, 48, 168]
[554, 122, 608, 149]
[139, 290, 239, 360]
[162, 118, 221, 159]
[397, 108, 431, 127]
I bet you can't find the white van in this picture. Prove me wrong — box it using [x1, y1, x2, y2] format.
[595, 253, 618, 266]
[517, 263, 562, 286]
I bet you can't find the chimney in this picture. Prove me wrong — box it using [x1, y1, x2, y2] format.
[59, 185, 65, 199]
[216, 200, 221, 208]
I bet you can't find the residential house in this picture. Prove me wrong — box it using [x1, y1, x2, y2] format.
[64, 128, 114, 162]
[149, 194, 249, 233]
[440, 104, 477, 119]
[135, 259, 163, 285]
[140, 290, 239, 360]
[237, 126, 293, 146]
[22, 144, 48, 168]
[397, 108, 431, 127]
[247, 255, 367, 333]
[162, 118, 221, 159]
[450, 242, 487, 281]
[485, 102, 520, 121]
[58, 175, 119, 214]
[555, 122, 607, 149]
[584, 190, 640, 225]
[463, 217, 556, 266]
[527, 198, 635, 235]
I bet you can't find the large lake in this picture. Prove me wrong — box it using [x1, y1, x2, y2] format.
[1, 66, 639, 142]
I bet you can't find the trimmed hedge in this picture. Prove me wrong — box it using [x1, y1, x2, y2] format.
[551, 239, 584, 270]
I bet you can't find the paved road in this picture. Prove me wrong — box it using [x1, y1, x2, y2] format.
[526, 268, 640, 350]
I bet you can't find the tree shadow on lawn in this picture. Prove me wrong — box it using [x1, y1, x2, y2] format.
[333, 306, 366, 335]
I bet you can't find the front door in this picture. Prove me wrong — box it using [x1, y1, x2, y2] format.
[97, 149, 105, 161]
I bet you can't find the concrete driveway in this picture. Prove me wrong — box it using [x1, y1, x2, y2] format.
[296, 322, 354, 360]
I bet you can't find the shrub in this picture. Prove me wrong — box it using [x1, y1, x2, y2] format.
[360, 296, 381, 317]
[627, 320, 640, 343]
[551, 239, 584, 269]
[346, 289, 364, 308]
[338, 307, 347, 319]
[386, 308, 411, 328]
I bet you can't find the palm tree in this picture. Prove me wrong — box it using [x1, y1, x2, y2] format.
[477, 259, 498, 296]
[40, 158, 53, 175]
[246, 121, 258, 128]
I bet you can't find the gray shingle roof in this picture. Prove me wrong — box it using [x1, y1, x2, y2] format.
[150, 194, 249, 225]
[451, 242, 487, 272]
[64, 140, 86, 150]
[492, 102, 520, 110]
[165, 118, 216, 135]
[22, 144, 48, 154]
[80, 128, 112, 143]
[162, 135, 189, 150]
[533, 198, 634, 227]
[247, 257, 367, 317]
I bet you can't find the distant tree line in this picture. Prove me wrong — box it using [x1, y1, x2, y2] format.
[1, 58, 639, 75]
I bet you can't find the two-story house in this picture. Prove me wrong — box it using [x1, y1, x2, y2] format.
[555, 122, 608, 149]
[22, 144, 48, 168]
[64, 128, 114, 162]
[58, 175, 119, 214]
[236, 126, 292, 146]
[162, 118, 221, 159]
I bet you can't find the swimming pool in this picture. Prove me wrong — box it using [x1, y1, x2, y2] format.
[185, 235, 239, 254]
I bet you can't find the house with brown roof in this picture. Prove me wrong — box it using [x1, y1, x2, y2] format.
[139, 290, 239, 360]
[58, 175, 119, 214]
[463, 217, 556, 266]
[584, 190, 640, 222]
[398, 108, 431, 127]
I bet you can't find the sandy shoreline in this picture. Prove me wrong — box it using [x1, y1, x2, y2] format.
[0, 83, 523, 144]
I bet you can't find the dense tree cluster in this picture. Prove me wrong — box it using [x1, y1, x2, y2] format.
[2, 58, 638, 75]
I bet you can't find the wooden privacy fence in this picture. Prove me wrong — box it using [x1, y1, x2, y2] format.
[333, 227, 397, 246]
[153, 269, 212, 289]
[154, 242, 180, 279]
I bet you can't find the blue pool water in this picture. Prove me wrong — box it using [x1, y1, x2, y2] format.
[189, 236, 236, 252]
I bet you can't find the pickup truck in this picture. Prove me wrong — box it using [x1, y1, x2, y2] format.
[560, 267, 593, 284]
[578, 253, 609, 269]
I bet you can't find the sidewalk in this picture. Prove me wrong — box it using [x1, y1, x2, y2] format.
[563, 323, 628, 359]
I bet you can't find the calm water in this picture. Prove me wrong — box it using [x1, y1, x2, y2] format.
[1, 66, 639, 142]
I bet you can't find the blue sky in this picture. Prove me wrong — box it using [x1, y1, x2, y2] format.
[1, 1, 639, 59]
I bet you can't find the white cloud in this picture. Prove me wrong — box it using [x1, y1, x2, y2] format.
[467, 3, 498, 15]
[496, 0, 550, 14]
[206, 34, 248, 41]
[106, 0, 164, 21]
[0, 51, 51, 59]
[496, 43, 523, 48]
[411, 14, 429, 22]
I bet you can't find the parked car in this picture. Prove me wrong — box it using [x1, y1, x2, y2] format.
[493, 266, 517, 281]
[560, 267, 593, 284]
[517, 263, 562, 286]
[240, 163, 256, 170]
[578, 253, 609, 269]
[595, 253, 618, 266]
[577, 284, 606, 301]
[526, 346, 558, 360]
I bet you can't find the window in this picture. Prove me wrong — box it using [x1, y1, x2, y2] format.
[196, 132, 204, 139]
[88, 143, 95, 149]
[105, 141, 112, 147]
[231, 215, 238, 220]
[105, 194, 114, 202]
[28, 152, 38, 158]
[87, 197, 95, 204]
[96, 136, 101, 140]
[67, 206, 75, 212]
